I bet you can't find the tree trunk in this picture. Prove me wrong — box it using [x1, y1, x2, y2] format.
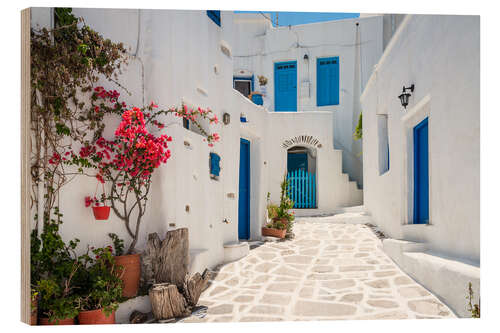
[149, 283, 190, 320]
[143, 228, 212, 321]
[183, 269, 210, 307]
[142, 228, 189, 289]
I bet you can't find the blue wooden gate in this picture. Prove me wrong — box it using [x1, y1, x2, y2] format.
[274, 61, 297, 111]
[413, 118, 429, 224]
[287, 169, 316, 209]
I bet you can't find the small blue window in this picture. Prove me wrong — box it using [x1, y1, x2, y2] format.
[207, 10, 221, 27]
[210, 152, 221, 177]
[183, 117, 189, 130]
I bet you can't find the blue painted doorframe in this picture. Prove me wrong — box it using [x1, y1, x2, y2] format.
[274, 61, 297, 111]
[238, 138, 251, 239]
[413, 118, 429, 224]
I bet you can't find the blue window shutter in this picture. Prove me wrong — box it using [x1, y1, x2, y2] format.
[317, 57, 339, 106]
[207, 10, 221, 27]
[210, 153, 221, 177]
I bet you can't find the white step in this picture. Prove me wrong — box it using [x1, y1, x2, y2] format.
[223, 241, 249, 263]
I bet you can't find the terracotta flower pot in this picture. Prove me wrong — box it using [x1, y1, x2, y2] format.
[39, 316, 75, 325]
[261, 227, 286, 239]
[272, 217, 289, 225]
[115, 253, 141, 297]
[92, 206, 111, 220]
[30, 298, 37, 325]
[78, 309, 116, 325]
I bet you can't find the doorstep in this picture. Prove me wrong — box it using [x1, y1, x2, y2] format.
[382, 238, 480, 318]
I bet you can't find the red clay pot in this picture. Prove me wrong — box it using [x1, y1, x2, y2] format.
[115, 253, 141, 297]
[262, 227, 286, 239]
[39, 316, 75, 325]
[78, 309, 116, 325]
[92, 206, 111, 220]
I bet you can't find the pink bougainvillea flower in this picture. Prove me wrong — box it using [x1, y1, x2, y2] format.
[84, 196, 93, 208]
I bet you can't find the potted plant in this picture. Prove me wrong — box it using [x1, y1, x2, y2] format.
[37, 278, 79, 325]
[108, 233, 140, 298]
[262, 176, 295, 239]
[85, 181, 111, 220]
[30, 289, 38, 325]
[262, 219, 287, 239]
[85, 193, 111, 221]
[32, 211, 81, 325]
[77, 246, 123, 324]
[258, 75, 268, 96]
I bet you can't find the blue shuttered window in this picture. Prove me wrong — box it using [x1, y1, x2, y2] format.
[317, 56, 339, 106]
[207, 10, 221, 27]
[210, 153, 221, 177]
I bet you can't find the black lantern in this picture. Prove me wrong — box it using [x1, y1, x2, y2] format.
[223, 112, 230, 125]
[398, 84, 414, 109]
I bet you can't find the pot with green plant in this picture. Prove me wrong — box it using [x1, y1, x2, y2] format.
[262, 219, 287, 238]
[108, 233, 140, 298]
[77, 246, 123, 324]
[30, 289, 39, 325]
[262, 176, 295, 239]
[32, 210, 81, 325]
[258, 75, 268, 95]
[85, 182, 111, 220]
[37, 277, 79, 325]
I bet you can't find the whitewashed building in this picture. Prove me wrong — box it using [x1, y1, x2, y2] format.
[232, 13, 384, 188]
[29, 8, 481, 320]
[30, 8, 374, 283]
[361, 15, 480, 317]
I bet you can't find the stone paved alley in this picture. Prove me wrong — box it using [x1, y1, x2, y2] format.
[182, 215, 455, 322]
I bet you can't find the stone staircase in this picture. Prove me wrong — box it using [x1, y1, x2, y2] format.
[333, 149, 363, 207]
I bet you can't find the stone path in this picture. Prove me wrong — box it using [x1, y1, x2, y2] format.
[181, 217, 455, 322]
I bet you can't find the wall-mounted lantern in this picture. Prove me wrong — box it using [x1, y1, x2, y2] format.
[303, 54, 309, 61]
[223, 112, 230, 125]
[398, 84, 414, 109]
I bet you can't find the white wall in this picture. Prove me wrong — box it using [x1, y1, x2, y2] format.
[361, 15, 480, 264]
[233, 13, 384, 188]
[30, 8, 362, 273]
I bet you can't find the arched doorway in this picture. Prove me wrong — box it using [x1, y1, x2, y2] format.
[287, 146, 317, 208]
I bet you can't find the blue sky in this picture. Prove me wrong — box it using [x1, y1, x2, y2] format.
[235, 11, 359, 27]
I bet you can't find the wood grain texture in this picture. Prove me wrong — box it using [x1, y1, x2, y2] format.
[21, 7, 31, 325]
[149, 283, 189, 320]
[144, 228, 210, 320]
[142, 228, 189, 288]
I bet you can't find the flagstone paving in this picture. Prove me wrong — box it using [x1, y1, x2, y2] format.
[181, 218, 455, 322]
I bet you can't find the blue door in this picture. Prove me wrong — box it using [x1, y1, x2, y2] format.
[238, 138, 250, 239]
[287, 152, 308, 173]
[274, 61, 297, 111]
[413, 118, 429, 224]
[317, 57, 339, 106]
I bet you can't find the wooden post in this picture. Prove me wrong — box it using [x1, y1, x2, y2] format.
[149, 283, 190, 319]
[144, 229, 211, 321]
